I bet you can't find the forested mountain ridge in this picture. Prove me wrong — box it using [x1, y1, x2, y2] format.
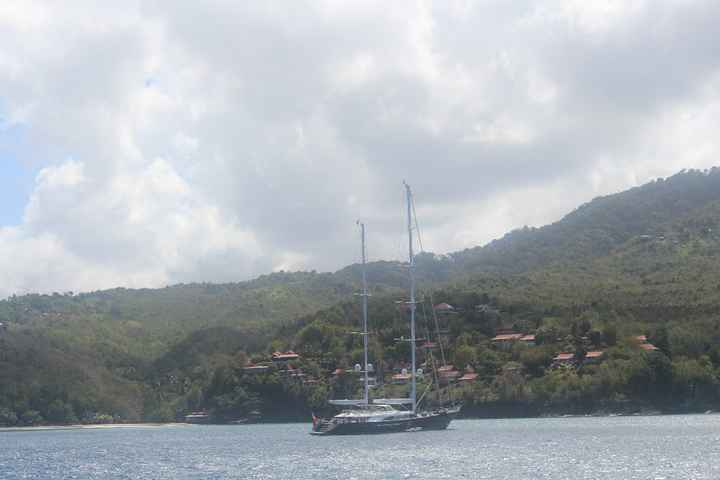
[5, 168, 720, 345]
[451, 167, 720, 275]
[0, 271, 362, 423]
[4, 168, 720, 424]
[0, 271, 354, 358]
[465, 192, 720, 318]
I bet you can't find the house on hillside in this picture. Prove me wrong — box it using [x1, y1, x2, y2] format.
[583, 351, 605, 364]
[280, 364, 304, 379]
[272, 351, 300, 362]
[458, 372, 479, 382]
[552, 352, 576, 367]
[392, 370, 412, 385]
[458, 366, 479, 382]
[490, 330, 524, 349]
[243, 364, 270, 374]
[634, 335, 660, 353]
[289, 370, 305, 380]
[437, 365, 461, 383]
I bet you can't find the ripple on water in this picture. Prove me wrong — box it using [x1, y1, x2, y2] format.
[1, 416, 720, 479]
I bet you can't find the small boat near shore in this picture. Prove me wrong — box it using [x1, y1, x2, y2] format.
[184, 411, 211, 424]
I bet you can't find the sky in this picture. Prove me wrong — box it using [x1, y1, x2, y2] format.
[1, 1, 720, 298]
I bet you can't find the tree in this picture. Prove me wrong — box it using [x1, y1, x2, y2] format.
[453, 345, 477, 370]
[0, 408, 17, 426]
[46, 400, 77, 424]
[603, 324, 618, 347]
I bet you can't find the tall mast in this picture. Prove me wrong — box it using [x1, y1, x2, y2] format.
[359, 221, 370, 404]
[404, 182, 417, 414]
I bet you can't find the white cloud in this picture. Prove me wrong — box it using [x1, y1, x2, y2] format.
[1, 0, 720, 297]
[1, 156, 264, 296]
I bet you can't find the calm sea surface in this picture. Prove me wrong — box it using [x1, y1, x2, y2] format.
[2, 415, 720, 479]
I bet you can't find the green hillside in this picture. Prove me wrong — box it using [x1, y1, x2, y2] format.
[0, 271, 358, 423]
[4, 168, 720, 424]
[0, 271, 357, 358]
[452, 167, 720, 274]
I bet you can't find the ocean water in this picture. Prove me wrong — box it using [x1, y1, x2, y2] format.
[2, 415, 720, 479]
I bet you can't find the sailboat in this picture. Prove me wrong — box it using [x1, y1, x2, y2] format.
[310, 183, 459, 435]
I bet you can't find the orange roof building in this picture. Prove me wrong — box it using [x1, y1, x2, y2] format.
[458, 372, 479, 382]
[272, 351, 300, 361]
[391, 373, 412, 384]
[437, 365, 461, 381]
[492, 333, 524, 342]
[553, 352, 575, 363]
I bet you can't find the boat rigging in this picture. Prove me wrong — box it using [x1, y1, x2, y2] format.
[310, 183, 460, 435]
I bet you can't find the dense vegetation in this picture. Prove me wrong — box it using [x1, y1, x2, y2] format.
[4, 168, 720, 425]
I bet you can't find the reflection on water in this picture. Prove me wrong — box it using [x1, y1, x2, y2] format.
[2, 415, 720, 479]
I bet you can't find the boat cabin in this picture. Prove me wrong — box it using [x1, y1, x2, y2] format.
[333, 404, 414, 424]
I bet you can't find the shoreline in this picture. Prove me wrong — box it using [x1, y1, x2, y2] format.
[0, 423, 190, 433]
[2, 409, 717, 432]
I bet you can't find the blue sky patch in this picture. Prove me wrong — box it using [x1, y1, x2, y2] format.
[0, 120, 37, 226]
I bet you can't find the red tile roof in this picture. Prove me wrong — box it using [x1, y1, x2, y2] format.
[492, 333, 524, 342]
[585, 351, 604, 359]
[272, 351, 300, 360]
[554, 352, 575, 361]
[639, 343, 659, 351]
[458, 373, 479, 381]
